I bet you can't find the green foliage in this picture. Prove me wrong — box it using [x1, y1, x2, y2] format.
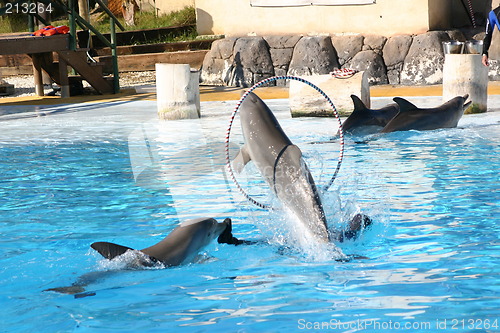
[465, 103, 486, 114]
[0, 5, 197, 39]
[0, 14, 29, 33]
[91, 6, 196, 33]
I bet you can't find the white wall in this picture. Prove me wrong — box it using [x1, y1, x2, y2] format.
[155, 0, 195, 15]
[196, 0, 431, 37]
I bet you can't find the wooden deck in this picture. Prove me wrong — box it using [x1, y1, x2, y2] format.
[0, 32, 114, 96]
[0, 32, 69, 55]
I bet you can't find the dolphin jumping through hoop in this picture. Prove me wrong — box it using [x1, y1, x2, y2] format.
[231, 92, 331, 243]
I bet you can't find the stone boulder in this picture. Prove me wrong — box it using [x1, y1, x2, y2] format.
[362, 35, 387, 55]
[265, 35, 302, 86]
[383, 34, 413, 84]
[0, 79, 14, 96]
[331, 35, 364, 67]
[264, 35, 302, 49]
[446, 29, 466, 42]
[200, 38, 237, 85]
[288, 36, 340, 76]
[350, 50, 387, 85]
[400, 31, 450, 85]
[229, 37, 274, 87]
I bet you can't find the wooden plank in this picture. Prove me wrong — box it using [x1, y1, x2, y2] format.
[57, 50, 113, 94]
[0, 66, 33, 75]
[77, 24, 196, 48]
[0, 54, 32, 67]
[95, 50, 209, 73]
[94, 39, 218, 56]
[0, 34, 69, 55]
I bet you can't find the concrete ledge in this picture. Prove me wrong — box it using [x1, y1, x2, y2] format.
[289, 72, 370, 117]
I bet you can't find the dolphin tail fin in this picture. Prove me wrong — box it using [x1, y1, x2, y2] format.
[393, 97, 418, 113]
[217, 218, 257, 245]
[91, 242, 135, 260]
[232, 145, 251, 173]
[350, 95, 367, 112]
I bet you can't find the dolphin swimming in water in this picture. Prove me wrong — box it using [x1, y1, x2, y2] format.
[380, 95, 471, 133]
[341, 95, 400, 135]
[91, 217, 233, 267]
[232, 92, 331, 243]
[46, 218, 247, 296]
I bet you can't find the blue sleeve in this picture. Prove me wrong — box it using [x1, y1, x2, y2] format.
[483, 10, 499, 56]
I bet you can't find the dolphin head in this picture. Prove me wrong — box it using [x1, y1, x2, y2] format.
[139, 217, 231, 266]
[239, 91, 291, 144]
[178, 217, 230, 247]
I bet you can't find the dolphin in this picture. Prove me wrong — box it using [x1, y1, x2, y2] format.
[45, 218, 247, 296]
[232, 91, 330, 243]
[341, 95, 400, 135]
[91, 217, 232, 267]
[380, 95, 471, 133]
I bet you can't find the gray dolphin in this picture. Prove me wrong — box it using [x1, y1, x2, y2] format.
[91, 217, 231, 267]
[341, 95, 399, 135]
[380, 95, 471, 133]
[232, 92, 330, 243]
[46, 218, 246, 296]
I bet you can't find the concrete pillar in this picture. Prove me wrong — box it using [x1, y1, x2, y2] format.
[443, 54, 488, 114]
[289, 72, 370, 117]
[156, 63, 200, 120]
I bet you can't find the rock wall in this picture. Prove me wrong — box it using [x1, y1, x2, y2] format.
[201, 29, 486, 87]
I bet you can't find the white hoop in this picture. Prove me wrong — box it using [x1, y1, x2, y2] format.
[224, 75, 344, 209]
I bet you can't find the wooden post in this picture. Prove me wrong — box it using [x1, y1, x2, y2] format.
[31, 54, 44, 96]
[78, 0, 91, 21]
[59, 56, 70, 98]
[36, 1, 51, 29]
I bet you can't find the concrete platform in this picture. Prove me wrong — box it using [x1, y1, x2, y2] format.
[2, 81, 500, 107]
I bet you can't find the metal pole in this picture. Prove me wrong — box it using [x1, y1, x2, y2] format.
[110, 19, 119, 93]
[27, 1, 35, 32]
[68, 0, 77, 50]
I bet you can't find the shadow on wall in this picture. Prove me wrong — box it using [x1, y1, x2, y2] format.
[196, 8, 214, 35]
[225, 52, 247, 87]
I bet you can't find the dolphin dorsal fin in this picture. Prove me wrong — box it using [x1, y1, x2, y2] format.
[393, 97, 418, 113]
[232, 145, 251, 173]
[350, 95, 368, 112]
[91, 242, 135, 260]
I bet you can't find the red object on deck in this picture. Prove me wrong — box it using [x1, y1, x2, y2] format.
[32, 25, 69, 37]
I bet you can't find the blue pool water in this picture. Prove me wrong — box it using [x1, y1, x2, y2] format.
[1, 98, 499, 332]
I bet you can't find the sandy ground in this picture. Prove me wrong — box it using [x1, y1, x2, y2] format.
[0, 71, 156, 98]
